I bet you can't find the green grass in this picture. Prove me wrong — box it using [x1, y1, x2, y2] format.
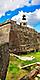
[8, 63, 20, 75]
[6, 51, 40, 80]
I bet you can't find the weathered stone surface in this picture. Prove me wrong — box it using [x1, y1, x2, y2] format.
[0, 43, 9, 80]
[0, 21, 10, 80]
[9, 20, 40, 53]
[0, 23, 10, 45]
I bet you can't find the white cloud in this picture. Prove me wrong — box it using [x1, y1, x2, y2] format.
[0, 13, 3, 18]
[0, 0, 40, 16]
[36, 9, 40, 19]
[27, 25, 33, 28]
[0, 12, 5, 18]
[11, 9, 40, 28]
[27, 9, 40, 26]
[1, 0, 40, 14]
[31, 0, 40, 5]
[0, 0, 29, 12]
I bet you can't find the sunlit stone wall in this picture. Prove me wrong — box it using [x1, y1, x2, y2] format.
[0, 22, 11, 80]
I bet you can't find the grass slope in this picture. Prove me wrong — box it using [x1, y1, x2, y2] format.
[6, 51, 40, 80]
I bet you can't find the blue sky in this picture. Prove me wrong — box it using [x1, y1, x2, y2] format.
[0, 0, 40, 32]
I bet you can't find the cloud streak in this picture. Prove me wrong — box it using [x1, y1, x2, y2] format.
[0, 0, 29, 12]
[0, 0, 40, 14]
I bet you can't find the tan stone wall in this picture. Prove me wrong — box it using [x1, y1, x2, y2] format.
[0, 43, 9, 80]
[10, 23, 40, 53]
[0, 23, 11, 45]
[0, 22, 10, 79]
